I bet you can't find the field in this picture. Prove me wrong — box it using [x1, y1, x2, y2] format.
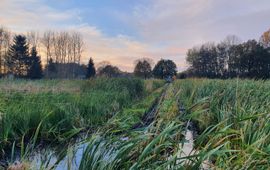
[0, 78, 164, 167]
[0, 78, 269, 169]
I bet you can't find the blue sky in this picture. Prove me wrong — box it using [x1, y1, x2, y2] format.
[45, 0, 144, 37]
[1, 0, 270, 71]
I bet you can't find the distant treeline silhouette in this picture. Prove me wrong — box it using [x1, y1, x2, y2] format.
[0, 27, 85, 79]
[183, 29, 270, 79]
[1, 25, 270, 79]
[0, 26, 178, 79]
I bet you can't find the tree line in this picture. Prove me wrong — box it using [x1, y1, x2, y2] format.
[134, 58, 177, 79]
[3, 34, 42, 79]
[0, 27, 84, 79]
[0, 26, 178, 80]
[42, 31, 83, 78]
[6, 26, 270, 80]
[86, 58, 177, 79]
[184, 29, 270, 79]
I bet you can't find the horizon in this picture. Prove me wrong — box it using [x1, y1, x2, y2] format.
[1, 0, 270, 72]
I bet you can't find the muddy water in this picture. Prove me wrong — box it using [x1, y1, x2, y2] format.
[178, 129, 195, 159]
[29, 142, 87, 170]
[1, 139, 88, 170]
[177, 123, 211, 170]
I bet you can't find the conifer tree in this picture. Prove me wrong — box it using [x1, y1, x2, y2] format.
[27, 47, 43, 79]
[6, 35, 29, 77]
[86, 57, 96, 78]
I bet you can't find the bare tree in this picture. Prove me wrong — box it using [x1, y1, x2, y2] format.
[97, 61, 111, 74]
[221, 35, 241, 46]
[3, 30, 11, 74]
[71, 32, 84, 64]
[42, 30, 84, 78]
[220, 35, 241, 73]
[42, 31, 53, 76]
[0, 27, 4, 75]
[27, 31, 40, 51]
[70, 32, 84, 78]
[134, 57, 154, 67]
[0, 27, 11, 75]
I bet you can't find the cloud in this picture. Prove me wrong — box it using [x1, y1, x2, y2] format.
[76, 25, 165, 69]
[0, 0, 190, 72]
[132, 0, 270, 45]
[126, 0, 270, 70]
[1, 0, 269, 72]
[0, 0, 81, 31]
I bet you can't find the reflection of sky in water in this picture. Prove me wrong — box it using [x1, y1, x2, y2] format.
[31, 142, 88, 170]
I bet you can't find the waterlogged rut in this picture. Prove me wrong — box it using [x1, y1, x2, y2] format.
[3, 83, 213, 170]
[133, 83, 169, 129]
[4, 84, 170, 170]
[176, 121, 211, 169]
[177, 97, 212, 169]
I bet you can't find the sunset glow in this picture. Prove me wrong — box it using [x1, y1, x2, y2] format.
[1, 0, 270, 71]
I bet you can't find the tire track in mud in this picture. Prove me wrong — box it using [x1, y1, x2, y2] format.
[132, 83, 169, 129]
[131, 83, 212, 169]
[177, 97, 212, 170]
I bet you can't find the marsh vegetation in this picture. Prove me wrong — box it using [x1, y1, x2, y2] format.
[0, 78, 269, 169]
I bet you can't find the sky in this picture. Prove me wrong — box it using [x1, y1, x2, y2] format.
[0, 0, 270, 72]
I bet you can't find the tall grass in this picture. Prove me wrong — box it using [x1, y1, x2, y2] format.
[176, 79, 270, 169]
[0, 78, 152, 161]
[3, 78, 267, 169]
[78, 79, 270, 169]
[79, 83, 190, 169]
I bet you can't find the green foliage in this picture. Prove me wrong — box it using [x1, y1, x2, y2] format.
[79, 79, 270, 169]
[2, 78, 269, 169]
[79, 83, 187, 170]
[153, 59, 177, 79]
[177, 79, 270, 169]
[104, 85, 164, 134]
[0, 78, 146, 158]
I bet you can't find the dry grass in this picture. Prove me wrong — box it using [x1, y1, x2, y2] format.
[0, 79, 82, 93]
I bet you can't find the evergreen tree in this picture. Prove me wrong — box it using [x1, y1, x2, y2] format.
[6, 35, 30, 77]
[27, 47, 43, 79]
[153, 59, 177, 79]
[86, 57, 96, 78]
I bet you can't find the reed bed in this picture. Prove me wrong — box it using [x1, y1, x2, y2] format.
[0, 78, 160, 162]
[177, 79, 270, 169]
[2, 78, 268, 169]
[79, 83, 191, 169]
[78, 79, 270, 169]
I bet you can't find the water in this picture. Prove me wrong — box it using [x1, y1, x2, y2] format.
[179, 129, 196, 158]
[30, 142, 88, 170]
[4, 126, 212, 170]
[177, 125, 211, 169]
